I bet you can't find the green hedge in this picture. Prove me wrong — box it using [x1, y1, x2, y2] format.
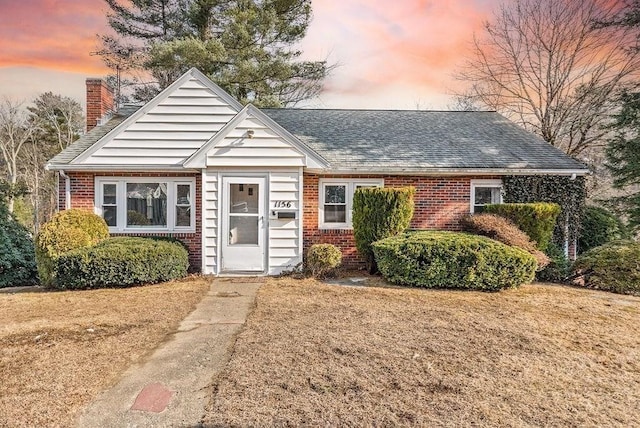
[35, 209, 109, 287]
[579, 206, 629, 254]
[353, 187, 415, 272]
[484, 203, 560, 251]
[306, 243, 342, 278]
[55, 237, 189, 290]
[572, 240, 640, 295]
[372, 231, 536, 291]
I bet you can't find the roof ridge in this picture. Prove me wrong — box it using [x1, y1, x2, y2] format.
[261, 108, 498, 113]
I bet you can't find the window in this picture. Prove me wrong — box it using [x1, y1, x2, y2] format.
[319, 179, 383, 228]
[95, 177, 195, 232]
[470, 179, 503, 213]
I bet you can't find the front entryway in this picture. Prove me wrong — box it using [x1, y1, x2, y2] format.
[220, 176, 266, 272]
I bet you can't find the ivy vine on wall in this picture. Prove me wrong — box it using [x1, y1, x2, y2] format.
[502, 175, 586, 245]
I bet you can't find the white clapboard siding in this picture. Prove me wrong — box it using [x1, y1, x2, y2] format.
[268, 170, 302, 274]
[83, 77, 240, 166]
[206, 115, 306, 168]
[202, 172, 219, 274]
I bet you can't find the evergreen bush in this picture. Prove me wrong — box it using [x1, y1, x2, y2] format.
[484, 202, 560, 251]
[536, 243, 570, 283]
[372, 231, 536, 291]
[306, 243, 342, 278]
[0, 210, 38, 287]
[352, 187, 415, 272]
[35, 209, 109, 287]
[55, 237, 188, 289]
[579, 206, 629, 253]
[460, 213, 549, 269]
[572, 240, 640, 295]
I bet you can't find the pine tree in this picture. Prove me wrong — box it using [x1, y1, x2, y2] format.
[99, 0, 329, 106]
[603, 1, 640, 229]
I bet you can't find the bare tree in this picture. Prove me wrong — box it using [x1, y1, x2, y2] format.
[456, 0, 640, 157]
[23, 93, 84, 229]
[0, 99, 35, 213]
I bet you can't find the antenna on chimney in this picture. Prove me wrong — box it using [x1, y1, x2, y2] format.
[90, 50, 122, 108]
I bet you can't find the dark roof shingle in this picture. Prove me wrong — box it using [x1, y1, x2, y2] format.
[262, 109, 587, 172]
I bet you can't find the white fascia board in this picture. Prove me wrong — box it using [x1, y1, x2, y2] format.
[46, 163, 199, 173]
[303, 168, 591, 176]
[71, 68, 242, 165]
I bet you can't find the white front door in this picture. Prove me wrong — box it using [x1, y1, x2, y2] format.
[221, 176, 266, 272]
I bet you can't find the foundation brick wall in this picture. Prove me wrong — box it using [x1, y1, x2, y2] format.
[303, 173, 497, 268]
[58, 172, 202, 272]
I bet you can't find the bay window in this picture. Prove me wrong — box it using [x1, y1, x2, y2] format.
[319, 179, 383, 228]
[95, 177, 195, 232]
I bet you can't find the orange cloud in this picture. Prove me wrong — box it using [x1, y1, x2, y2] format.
[301, 0, 499, 106]
[0, 0, 109, 73]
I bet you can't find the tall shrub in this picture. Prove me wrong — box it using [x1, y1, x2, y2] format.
[35, 209, 109, 287]
[502, 175, 586, 250]
[484, 202, 560, 251]
[579, 206, 629, 254]
[0, 203, 38, 287]
[352, 187, 415, 273]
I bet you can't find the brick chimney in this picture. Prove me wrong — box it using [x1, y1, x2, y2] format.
[86, 78, 114, 131]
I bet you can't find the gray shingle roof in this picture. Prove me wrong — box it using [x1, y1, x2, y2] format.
[262, 109, 587, 172]
[49, 106, 587, 174]
[47, 106, 140, 167]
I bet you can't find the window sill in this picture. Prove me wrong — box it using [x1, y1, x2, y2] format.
[108, 228, 196, 234]
[318, 227, 353, 235]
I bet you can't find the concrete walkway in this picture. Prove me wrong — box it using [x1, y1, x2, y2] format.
[77, 279, 261, 428]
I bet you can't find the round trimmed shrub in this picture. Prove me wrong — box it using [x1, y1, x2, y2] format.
[306, 244, 342, 278]
[460, 214, 550, 269]
[579, 206, 629, 254]
[484, 202, 560, 251]
[35, 209, 109, 287]
[372, 231, 536, 291]
[55, 237, 189, 290]
[572, 240, 640, 295]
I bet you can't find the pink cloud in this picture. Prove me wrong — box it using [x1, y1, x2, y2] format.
[0, 0, 109, 73]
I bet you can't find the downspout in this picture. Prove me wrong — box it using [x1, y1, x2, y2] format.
[59, 170, 71, 210]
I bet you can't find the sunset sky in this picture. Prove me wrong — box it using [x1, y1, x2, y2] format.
[0, 0, 499, 110]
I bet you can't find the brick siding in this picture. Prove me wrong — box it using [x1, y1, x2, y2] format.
[58, 172, 202, 272]
[303, 173, 497, 268]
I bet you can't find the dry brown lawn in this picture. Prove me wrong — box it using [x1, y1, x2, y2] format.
[204, 278, 640, 427]
[0, 278, 209, 428]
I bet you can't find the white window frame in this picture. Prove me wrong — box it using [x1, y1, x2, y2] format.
[470, 179, 503, 213]
[319, 178, 384, 229]
[95, 177, 196, 233]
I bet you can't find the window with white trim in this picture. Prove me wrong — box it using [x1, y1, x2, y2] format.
[319, 179, 384, 228]
[95, 177, 196, 232]
[470, 179, 503, 213]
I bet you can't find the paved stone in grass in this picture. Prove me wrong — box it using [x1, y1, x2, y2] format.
[131, 382, 174, 413]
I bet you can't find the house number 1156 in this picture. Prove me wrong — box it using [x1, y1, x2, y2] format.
[273, 201, 292, 208]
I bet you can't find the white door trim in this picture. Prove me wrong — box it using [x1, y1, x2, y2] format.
[219, 175, 267, 273]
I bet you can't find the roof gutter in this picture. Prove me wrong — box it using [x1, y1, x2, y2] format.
[304, 167, 590, 176]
